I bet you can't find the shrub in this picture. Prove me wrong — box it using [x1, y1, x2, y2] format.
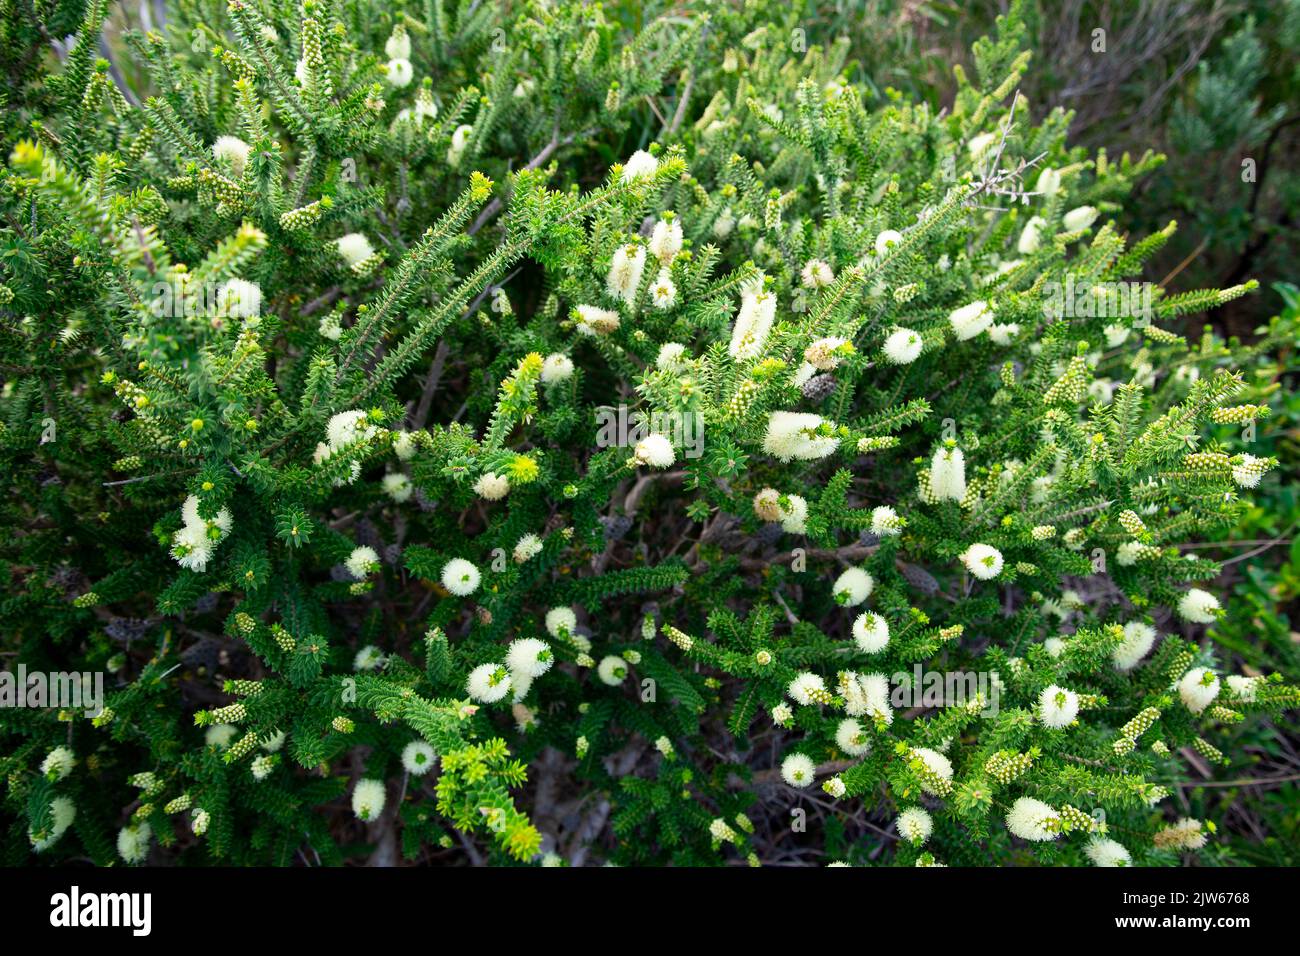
[1, 0, 1296, 867]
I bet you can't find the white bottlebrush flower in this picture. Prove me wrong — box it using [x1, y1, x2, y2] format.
[41, 746, 75, 781]
[1006, 797, 1059, 842]
[960, 543, 1003, 580]
[1231, 453, 1267, 488]
[729, 288, 777, 360]
[987, 322, 1020, 345]
[1085, 837, 1132, 867]
[967, 132, 996, 159]
[401, 741, 437, 776]
[791, 362, 817, 389]
[180, 496, 231, 538]
[212, 135, 251, 177]
[606, 241, 647, 305]
[780, 753, 817, 788]
[870, 505, 902, 536]
[507, 638, 553, 679]
[466, 663, 511, 703]
[621, 150, 658, 182]
[440, 558, 481, 596]
[930, 445, 966, 501]
[294, 57, 309, 85]
[353, 644, 385, 671]
[633, 433, 676, 468]
[574, 303, 621, 336]
[842, 672, 893, 724]
[386, 58, 413, 87]
[787, 671, 827, 706]
[171, 522, 213, 572]
[1116, 540, 1146, 566]
[835, 718, 872, 756]
[1177, 667, 1220, 714]
[508, 670, 534, 703]
[649, 268, 677, 310]
[762, 411, 839, 462]
[261, 730, 286, 752]
[351, 778, 387, 821]
[31, 796, 76, 852]
[852, 612, 889, 653]
[771, 702, 794, 726]
[897, 807, 933, 844]
[875, 229, 903, 255]
[545, 606, 578, 638]
[413, 90, 437, 122]
[205, 723, 237, 749]
[513, 533, 544, 563]
[513, 703, 538, 732]
[392, 431, 418, 460]
[779, 493, 808, 534]
[948, 300, 993, 341]
[335, 232, 375, 267]
[753, 487, 783, 522]
[1155, 818, 1208, 850]
[709, 818, 738, 843]
[1017, 216, 1045, 254]
[117, 822, 152, 864]
[801, 259, 835, 288]
[381, 472, 412, 503]
[446, 124, 473, 165]
[1063, 205, 1099, 232]
[649, 217, 683, 262]
[712, 208, 735, 238]
[656, 342, 688, 372]
[250, 755, 275, 781]
[1036, 167, 1062, 197]
[882, 327, 923, 364]
[319, 313, 343, 340]
[473, 471, 510, 500]
[1038, 684, 1080, 728]
[326, 409, 374, 451]
[911, 747, 953, 795]
[1113, 621, 1158, 671]
[345, 545, 379, 580]
[1177, 588, 1220, 623]
[597, 655, 629, 686]
[833, 567, 874, 606]
[1226, 674, 1260, 702]
[540, 353, 574, 383]
[385, 27, 411, 60]
[804, 336, 850, 370]
[1104, 323, 1130, 347]
[217, 278, 262, 319]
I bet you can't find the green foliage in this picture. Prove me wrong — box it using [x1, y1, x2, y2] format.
[0, 0, 1295, 868]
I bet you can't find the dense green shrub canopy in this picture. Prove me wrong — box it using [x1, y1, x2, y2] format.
[1, 0, 1296, 866]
